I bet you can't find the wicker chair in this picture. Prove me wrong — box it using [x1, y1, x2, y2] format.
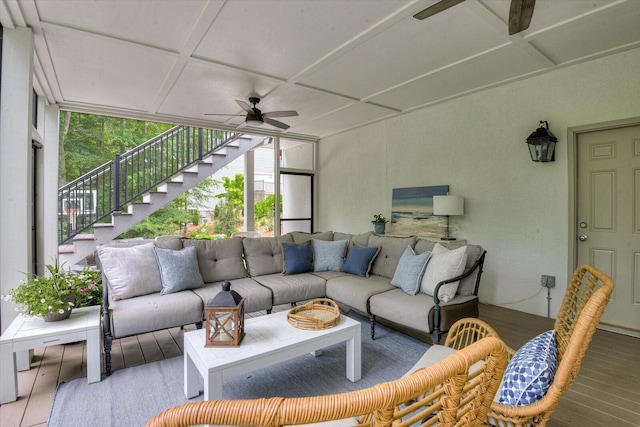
[146, 336, 509, 427]
[442, 264, 614, 427]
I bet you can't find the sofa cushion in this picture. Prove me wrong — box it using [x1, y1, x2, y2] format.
[414, 240, 484, 296]
[243, 234, 294, 276]
[153, 245, 205, 295]
[107, 289, 203, 338]
[390, 245, 431, 295]
[369, 288, 434, 333]
[289, 231, 334, 243]
[282, 241, 313, 274]
[420, 244, 467, 302]
[183, 238, 247, 282]
[341, 243, 380, 278]
[191, 277, 273, 314]
[325, 274, 394, 313]
[252, 273, 326, 306]
[313, 239, 349, 272]
[97, 242, 162, 301]
[333, 231, 373, 247]
[368, 235, 417, 279]
[498, 330, 558, 406]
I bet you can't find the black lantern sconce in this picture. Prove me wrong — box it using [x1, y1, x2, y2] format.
[526, 121, 558, 162]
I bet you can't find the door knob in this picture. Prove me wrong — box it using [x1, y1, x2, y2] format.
[578, 235, 588, 241]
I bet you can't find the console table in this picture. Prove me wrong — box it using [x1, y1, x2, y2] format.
[0, 305, 101, 404]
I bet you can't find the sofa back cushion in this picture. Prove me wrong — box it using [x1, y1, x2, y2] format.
[97, 242, 162, 300]
[243, 234, 294, 276]
[183, 238, 247, 283]
[368, 235, 417, 279]
[288, 231, 334, 243]
[414, 239, 484, 296]
[333, 231, 373, 247]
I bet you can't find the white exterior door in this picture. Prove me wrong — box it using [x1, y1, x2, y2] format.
[576, 124, 640, 335]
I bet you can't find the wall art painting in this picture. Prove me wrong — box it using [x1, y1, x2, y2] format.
[391, 185, 449, 236]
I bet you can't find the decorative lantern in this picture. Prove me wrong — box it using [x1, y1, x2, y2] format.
[526, 121, 558, 162]
[205, 281, 245, 347]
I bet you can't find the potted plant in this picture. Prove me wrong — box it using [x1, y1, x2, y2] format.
[371, 214, 389, 234]
[3, 262, 102, 322]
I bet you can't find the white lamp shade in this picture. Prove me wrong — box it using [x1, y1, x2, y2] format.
[433, 195, 464, 216]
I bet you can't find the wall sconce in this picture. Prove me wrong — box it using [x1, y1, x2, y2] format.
[526, 121, 558, 162]
[433, 195, 464, 240]
[205, 281, 245, 347]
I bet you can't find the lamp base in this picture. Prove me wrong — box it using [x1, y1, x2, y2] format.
[440, 237, 457, 241]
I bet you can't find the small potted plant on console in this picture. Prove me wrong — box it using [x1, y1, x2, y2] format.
[371, 214, 388, 235]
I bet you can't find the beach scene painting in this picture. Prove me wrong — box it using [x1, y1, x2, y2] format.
[391, 185, 449, 236]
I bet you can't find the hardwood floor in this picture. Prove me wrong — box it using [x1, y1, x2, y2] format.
[1, 303, 638, 427]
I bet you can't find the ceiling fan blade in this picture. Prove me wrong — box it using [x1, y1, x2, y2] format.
[413, 0, 465, 20]
[509, 0, 535, 35]
[204, 113, 244, 116]
[264, 118, 290, 130]
[263, 110, 298, 118]
[236, 100, 253, 113]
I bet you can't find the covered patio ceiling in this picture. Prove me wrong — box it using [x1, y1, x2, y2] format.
[2, 0, 640, 139]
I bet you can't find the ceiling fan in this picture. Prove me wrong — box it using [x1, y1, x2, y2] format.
[413, 0, 536, 35]
[205, 97, 298, 130]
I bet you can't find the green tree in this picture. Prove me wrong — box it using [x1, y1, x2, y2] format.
[255, 194, 278, 232]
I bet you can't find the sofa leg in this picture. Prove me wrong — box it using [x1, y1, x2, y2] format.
[104, 334, 113, 376]
[369, 315, 376, 340]
[431, 329, 441, 345]
[266, 309, 272, 314]
[195, 321, 202, 329]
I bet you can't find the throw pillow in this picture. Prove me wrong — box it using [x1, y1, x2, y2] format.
[341, 243, 380, 278]
[498, 330, 558, 406]
[153, 245, 205, 295]
[97, 242, 162, 300]
[313, 239, 349, 272]
[281, 241, 313, 275]
[390, 246, 431, 295]
[420, 243, 467, 302]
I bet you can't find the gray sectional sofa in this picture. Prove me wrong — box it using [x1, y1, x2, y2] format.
[95, 230, 486, 375]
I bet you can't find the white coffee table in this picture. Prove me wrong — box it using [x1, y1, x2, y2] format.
[0, 305, 101, 404]
[184, 310, 361, 400]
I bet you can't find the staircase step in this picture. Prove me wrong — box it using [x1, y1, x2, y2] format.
[73, 234, 95, 241]
[93, 222, 115, 228]
[59, 244, 75, 254]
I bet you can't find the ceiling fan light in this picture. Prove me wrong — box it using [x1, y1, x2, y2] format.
[245, 113, 263, 126]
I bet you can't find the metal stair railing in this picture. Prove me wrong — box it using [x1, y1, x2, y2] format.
[58, 125, 240, 245]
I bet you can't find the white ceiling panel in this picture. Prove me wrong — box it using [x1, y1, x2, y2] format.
[369, 43, 545, 110]
[2, 0, 638, 139]
[300, 5, 506, 100]
[34, 0, 215, 51]
[157, 61, 282, 119]
[194, 0, 409, 79]
[44, 28, 175, 112]
[528, 2, 640, 64]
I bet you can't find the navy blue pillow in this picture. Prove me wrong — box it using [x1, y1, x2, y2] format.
[341, 243, 380, 277]
[281, 241, 313, 275]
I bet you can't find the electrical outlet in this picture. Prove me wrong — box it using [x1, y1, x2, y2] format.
[541, 275, 556, 288]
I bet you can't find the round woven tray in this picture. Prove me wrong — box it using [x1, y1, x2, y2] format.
[287, 298, 340, 330]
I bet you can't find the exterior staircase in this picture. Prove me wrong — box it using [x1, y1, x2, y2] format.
[58, 125, 267, 267]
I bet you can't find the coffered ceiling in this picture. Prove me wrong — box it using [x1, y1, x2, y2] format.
[2, 0, 639, 139]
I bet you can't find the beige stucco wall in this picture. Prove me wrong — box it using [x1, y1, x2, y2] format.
[317, 47, 640, 319]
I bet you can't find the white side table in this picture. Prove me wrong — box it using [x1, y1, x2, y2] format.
[0, 305, 101, 404]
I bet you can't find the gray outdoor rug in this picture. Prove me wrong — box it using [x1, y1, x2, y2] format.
[47, 312, 429, 427]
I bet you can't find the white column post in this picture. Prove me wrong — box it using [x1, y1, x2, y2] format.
[42, 103, 60, 266]
[244, 150, 255, 232]
[0, 27, 35, 333]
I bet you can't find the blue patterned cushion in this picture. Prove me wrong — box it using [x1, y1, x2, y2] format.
[281, 241, 313, 275]
[391, 246, 431, 295]
[341, 243, 380, 277]
[153, 245, 205, 295]
[498, 330, 558, 406]
[313, 239, 349, 272]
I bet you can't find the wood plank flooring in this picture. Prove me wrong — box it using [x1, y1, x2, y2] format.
[0, 303, 638, 427]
